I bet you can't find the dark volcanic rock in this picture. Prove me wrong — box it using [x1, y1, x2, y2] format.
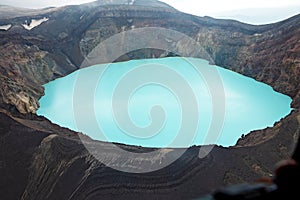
[0, 1, 299, 199]
[0, 111, 50, 200]
[0, 109, 299, 200]
[0, 3, 298, 114]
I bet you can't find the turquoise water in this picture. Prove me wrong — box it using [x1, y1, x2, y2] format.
[37, 57, 292, 147]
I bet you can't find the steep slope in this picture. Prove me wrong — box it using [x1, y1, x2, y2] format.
[0, 1, 299, 199]
[0, 4, 298, 114]
[1, 109, 299, 200]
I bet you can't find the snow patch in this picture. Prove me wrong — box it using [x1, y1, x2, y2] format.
[128, 0, 135, 5]
[0, 24, 12, 31]
[254, 33, 263, 37]
[22, 17, 49, 30]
